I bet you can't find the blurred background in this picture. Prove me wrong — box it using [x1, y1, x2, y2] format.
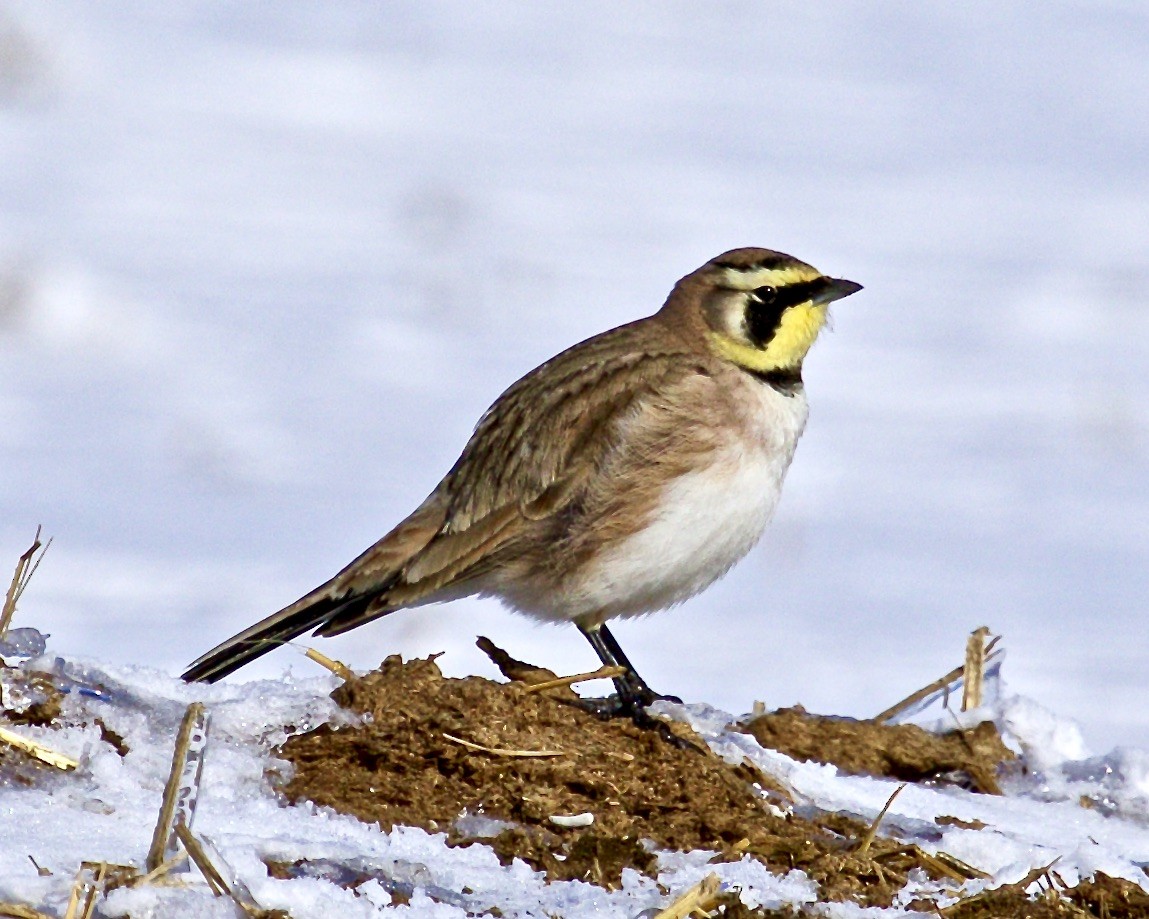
[0, 2, 1146, 751]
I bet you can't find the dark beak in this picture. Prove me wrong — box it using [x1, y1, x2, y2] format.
[816, 277, 863, 304]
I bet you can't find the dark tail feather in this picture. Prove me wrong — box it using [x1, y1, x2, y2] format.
[181, 593, 373, 683]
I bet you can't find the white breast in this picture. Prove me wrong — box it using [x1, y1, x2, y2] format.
[569, 379, 809, 621]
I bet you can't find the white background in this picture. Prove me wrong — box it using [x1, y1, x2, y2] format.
[1, 2, 1146, 750]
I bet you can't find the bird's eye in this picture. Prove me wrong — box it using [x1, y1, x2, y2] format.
[745, 285, 786, 347]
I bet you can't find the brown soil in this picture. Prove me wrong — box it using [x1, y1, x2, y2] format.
[0, 664, 68, 785]
[0, 668, 64, 727]
[274, 654, 1144, 916]
[741, 706, 1016, 794]
[2, 648, 1144, 917]
[936, 871, 1149, 918]
[276, 654, 970, 906]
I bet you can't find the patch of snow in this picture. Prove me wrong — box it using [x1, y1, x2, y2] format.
[3, 646, 1149, 915]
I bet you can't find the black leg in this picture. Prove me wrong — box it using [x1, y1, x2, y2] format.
[594, 622, 640, 673]
[577, 622, 680, 715]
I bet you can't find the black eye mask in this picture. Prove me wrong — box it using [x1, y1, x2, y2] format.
[745, 278, 831, 347]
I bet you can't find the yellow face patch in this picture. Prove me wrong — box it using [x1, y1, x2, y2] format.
[707, 302, 829, 373]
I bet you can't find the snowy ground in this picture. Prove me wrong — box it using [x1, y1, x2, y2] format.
[0, 3, 1147, 755]
[4, 642, 1149, 918]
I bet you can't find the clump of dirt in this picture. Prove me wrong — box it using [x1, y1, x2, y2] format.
[741, 706, 1015, 794]
[486, 827, 657, 889]
[0, 667, 64, 726]
[0, 665, 68, 783]
[1072, 873, 1149, 918]
[95, 717, 130, 757]
[937, 871, 1149, 918]
[276, 655, 957, 905]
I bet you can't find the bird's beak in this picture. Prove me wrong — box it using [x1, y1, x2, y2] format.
[816, 277, 863, 304]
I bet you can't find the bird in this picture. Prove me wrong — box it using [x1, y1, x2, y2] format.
[183, 247, 862, 714]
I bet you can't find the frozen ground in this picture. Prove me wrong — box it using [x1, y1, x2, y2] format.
[3, 643, 1149, 917]
[0, 2, 1147, 752]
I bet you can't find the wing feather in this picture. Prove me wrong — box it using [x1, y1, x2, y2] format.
[184, 318, 706, 682]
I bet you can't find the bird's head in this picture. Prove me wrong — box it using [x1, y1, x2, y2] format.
[671, 247, 862, 374]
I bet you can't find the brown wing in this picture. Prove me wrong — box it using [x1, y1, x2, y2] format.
[182, 317, 702, 682]
[317, 319, 704, 628]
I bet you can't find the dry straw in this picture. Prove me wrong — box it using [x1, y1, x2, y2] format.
[0, 527, 51, 639]
[441, 732, 565, 758]
[874, 627, 1002, 724]
[654, 873, 721, 919]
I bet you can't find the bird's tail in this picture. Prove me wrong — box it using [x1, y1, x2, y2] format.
[182, 495, 452, 683]
[181, 587, 375, 683]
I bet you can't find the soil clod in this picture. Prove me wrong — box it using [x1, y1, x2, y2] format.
[940, 870, 1149, 918]
[741, 706, 1015, 794]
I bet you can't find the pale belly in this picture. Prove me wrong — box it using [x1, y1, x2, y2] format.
[550, 380, 809, 623]
[571, 441, 795, 621]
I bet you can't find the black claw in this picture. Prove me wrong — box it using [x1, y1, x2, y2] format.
[573, 621, 691, 744]
[568, 685, 693, 749]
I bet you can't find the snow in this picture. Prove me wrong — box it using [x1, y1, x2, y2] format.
[4, 643, 1149, 917]
[0, 0, 1147, 788]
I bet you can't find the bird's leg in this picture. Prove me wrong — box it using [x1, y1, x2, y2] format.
[577, 622, 681, 716]
[587, 623, 657, 706]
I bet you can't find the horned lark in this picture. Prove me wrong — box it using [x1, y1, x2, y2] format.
[183, 248, 861, 713]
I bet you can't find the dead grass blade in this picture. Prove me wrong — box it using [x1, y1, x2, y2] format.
[654, 873, 722, 919]
[0, 527, 51, 639]
[441, 732, 564, 758]
[475, 635, 564, 687]
[962, 626, 990, 711]
[874, 631, 1002, 723]
[1014, 858, 1063, 892]
[0, 904, 57, 919]
[940, 857, 1061, 916]
[520, 664, 627, 694]
[146, 703, 209, 871]
[0, 725, 78, 770]
[174, 823, 278, 918]
[302, 647, 354, 681]
[27, 856, 50, 877]
[127, 850, 189, 888]
[856, 783, 906, 855]
[928, 848, 991, 881]
[62, 862, 104, 919]
[174, 822, 230, 898]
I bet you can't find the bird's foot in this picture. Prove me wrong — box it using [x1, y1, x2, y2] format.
[612, 669, 680, 709]
[571, 691, 673, 719]
[570, 682, 692, 748]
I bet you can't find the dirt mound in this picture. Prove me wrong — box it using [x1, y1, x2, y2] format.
[277, 654, 973, 906]
[276, 651, 1147, 916]
[741, 705, 1015, 794]
[937, 870, 1149, 918]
